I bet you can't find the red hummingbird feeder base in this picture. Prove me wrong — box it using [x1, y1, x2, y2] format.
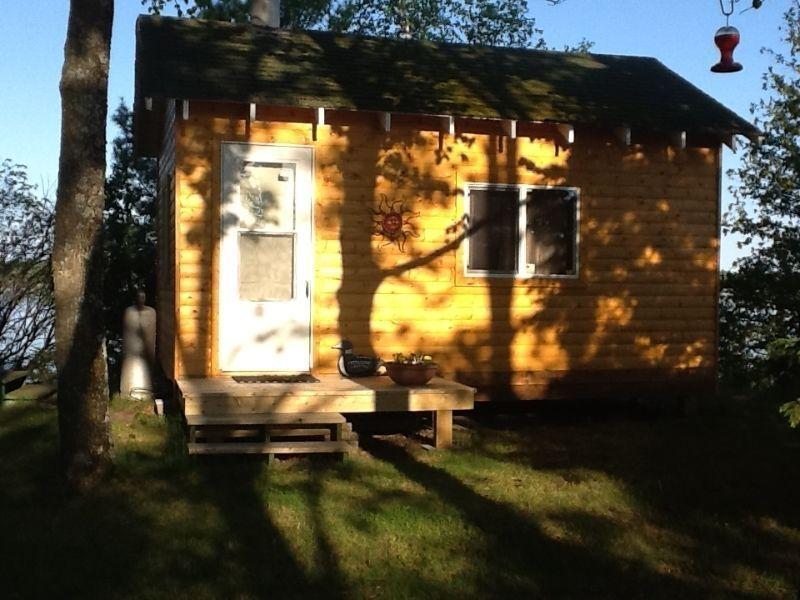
[711, 25, 743, 73]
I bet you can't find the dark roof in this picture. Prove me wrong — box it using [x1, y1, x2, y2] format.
[134, 15, 758, 155]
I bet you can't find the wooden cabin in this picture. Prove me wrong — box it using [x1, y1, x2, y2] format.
[133, 15, 757, 439]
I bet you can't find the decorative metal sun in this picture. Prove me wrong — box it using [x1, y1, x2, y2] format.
[370, 194, 420, 252]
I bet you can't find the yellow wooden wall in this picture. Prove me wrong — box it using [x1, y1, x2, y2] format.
[167, 101, 720, 398]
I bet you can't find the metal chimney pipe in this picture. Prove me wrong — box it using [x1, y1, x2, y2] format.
[251, 0, 280, 27]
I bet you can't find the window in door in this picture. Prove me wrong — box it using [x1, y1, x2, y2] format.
[238, 232, 295, 302]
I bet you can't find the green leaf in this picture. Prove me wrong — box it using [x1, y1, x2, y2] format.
[779, 400, 800, 428]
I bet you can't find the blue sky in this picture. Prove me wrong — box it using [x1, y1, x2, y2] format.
[0, 0, 791, 267]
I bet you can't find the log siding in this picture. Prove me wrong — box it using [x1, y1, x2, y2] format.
[163, 102, 720, 399]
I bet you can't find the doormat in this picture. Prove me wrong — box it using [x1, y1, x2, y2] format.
[233, 374, 320, 384]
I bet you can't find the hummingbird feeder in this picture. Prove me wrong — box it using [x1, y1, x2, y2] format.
[711, 1, 743, 73]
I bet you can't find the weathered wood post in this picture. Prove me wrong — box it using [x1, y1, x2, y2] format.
[434, 409, 453, 448]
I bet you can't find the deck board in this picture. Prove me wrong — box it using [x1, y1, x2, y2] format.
[187, 440, 353, 455]
[185, 412, 347, 426]
[178, 375, 475, 415]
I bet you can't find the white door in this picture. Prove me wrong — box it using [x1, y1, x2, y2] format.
[219, 143, 313, 373]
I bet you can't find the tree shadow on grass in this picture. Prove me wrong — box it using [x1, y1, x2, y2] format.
[301, 464, 348, 596]
[151, 396, 344, 599]
[195, 457, 316, 596]
[466, 405, 800, 524]
[452, 405, 800, 597]
[0, 404, 156, 599]
[360, 434, 721, 599]
[0, 403, 344, 599]
[0, 404, 61, 507]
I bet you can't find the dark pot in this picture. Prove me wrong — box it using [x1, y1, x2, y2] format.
[385, 362, 438, 386]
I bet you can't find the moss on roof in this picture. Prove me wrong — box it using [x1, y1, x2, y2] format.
[134, 15, 757, 154]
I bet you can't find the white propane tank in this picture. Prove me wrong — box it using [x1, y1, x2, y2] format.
[119, 291, 157, 399]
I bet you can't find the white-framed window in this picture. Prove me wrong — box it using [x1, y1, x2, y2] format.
[464, 183, 580, 278]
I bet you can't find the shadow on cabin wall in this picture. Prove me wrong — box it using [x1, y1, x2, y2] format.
[318, 121, 718, 402]
[162, 26, 719, 400]
[169, 27, 324, 380]
[453, 127, 719, 402]
[169, 105, 719, 401]
[309, 32, 718, 402]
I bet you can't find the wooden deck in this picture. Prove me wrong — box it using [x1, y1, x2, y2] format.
[176, 375, 475, 449]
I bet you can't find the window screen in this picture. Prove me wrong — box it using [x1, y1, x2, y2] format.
[467, 188, 520, 273]
[526, 189, 577, 275]
[239, 232, 294, 301]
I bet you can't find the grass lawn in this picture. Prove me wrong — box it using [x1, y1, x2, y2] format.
[1, 396, 799, 599]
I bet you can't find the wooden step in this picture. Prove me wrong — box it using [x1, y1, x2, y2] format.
[194, 427, 263, 441]
[195, 427, 342, 441]
[185, 412, 346, 426]
[188, 440, 353, 455]
[267, 428, 332, 440]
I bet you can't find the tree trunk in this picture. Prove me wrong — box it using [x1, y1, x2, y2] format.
[53, 0, 115, 492]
